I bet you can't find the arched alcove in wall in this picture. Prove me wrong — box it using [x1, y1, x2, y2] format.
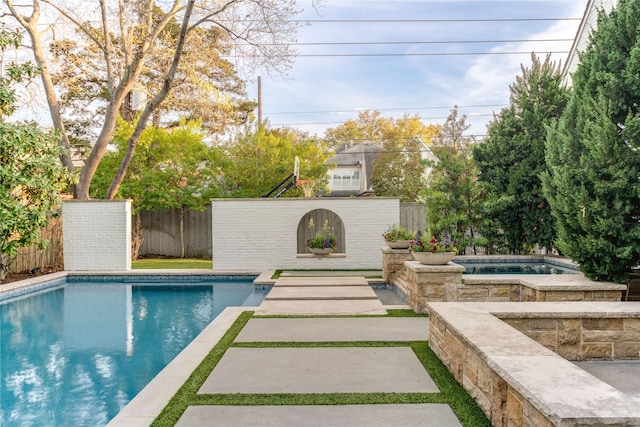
[297, 209, 345, 254]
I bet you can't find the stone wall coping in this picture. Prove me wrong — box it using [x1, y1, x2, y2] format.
[427, 301, 640, 424]
[403, 260, 466, 273]
[380, 246, 411, 254]
[463, 274, 627, 291]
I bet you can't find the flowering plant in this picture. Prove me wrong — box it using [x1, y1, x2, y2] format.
[382, 224, 414, 242]
[306, 219, 337, 250]
[306, 231, 336, 249]
[410, 231, 457, 253]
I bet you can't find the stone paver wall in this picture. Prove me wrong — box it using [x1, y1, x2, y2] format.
[384, 254, 625, 311]
[428, 302, 640, 427]
[429, 310, 554, 427]
[502, 317, 640, 360]
[380, 248, 413, 283]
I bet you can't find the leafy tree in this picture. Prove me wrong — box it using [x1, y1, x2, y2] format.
[423, 107, 485, 253]
[216, 124, 330, 198]
[473, 54, 569, 253]
[4, 0, 309, 200]
[0, 27, 75, 279]
[542, 0, 640, 282]
[324, 110, 440, 201]
[91, 118, 219, 257]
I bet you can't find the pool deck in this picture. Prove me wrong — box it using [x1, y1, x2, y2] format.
[4, 270, 640, 426]
[106, 272, 468, 427]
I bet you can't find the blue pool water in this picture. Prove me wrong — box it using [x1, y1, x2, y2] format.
[456, 260, 579, 274]
[0, 276, 264, 427]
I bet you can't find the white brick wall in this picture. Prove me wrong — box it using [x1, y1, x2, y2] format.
[62, 201, 132, 271]
[212, 198, 399, 271]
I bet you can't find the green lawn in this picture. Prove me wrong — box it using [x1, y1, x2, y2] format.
[151, 311, 490, 427]
[132, 258, 212, 270]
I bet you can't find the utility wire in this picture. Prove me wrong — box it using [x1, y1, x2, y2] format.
[267, 38, 574, 46]
[265, 104, 506, 115]
[271, 114, 495, 126]
[288, 51, 568, 57]
[290, 18, 581, 23]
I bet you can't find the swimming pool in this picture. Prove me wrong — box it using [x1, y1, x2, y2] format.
[455, 256, 580, 274]
[0, 276, 265, 427]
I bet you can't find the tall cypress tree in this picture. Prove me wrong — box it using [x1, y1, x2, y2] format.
[542, 0, 640, 282]
[473, 54, 569, 253]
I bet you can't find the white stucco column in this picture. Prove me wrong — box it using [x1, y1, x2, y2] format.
[62, 200, 132, 271]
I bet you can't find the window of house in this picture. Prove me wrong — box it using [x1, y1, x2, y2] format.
[332, 170, 360, 188]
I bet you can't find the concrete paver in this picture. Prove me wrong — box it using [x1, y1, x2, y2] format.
[176, 404, 463, 427]
[280, 270, 381, 278]
[273, 276, 370, 286]
[198, 347, 439, 394]
[574, 360, 640, 401]
[256, 299, 387, 315]
[265, 285, 378, 300]
[234, 317, 429, 342]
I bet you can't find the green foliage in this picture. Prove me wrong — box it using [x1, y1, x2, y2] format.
[91, 117, 219, 212]
[474, 54, 569, 254]
[215, 124, 329, 198]
[324, 110, 440, 202]
[542, 0, 640, 282]
[0, 122, 75, 278]
[409, 230, 458, 253]
[423, 108, 485, 253]
[0, 24, 40, 118]
[382, 224, 415, 241]
[0, 25, 74, 278]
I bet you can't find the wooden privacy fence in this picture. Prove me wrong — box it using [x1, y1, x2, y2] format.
[400, 202, 426, 233]
[138, 207, 212, 258]
[10, 219, 63, 273]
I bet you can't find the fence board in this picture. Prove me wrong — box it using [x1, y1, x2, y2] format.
[297, 209, 346, 253]
[400, 202, 426, 233]
[11, 219, 62, 273]
[138, 207, 211, 258]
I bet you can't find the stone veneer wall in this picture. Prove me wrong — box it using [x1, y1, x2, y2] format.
[502, 317, 640, 360]
[428, 303, 640, 427]
[62, 201, 132, 271]
[429, 310, 555, 427]
[385, 253, 625, 312]
[380, 247, 413, 283]
[393, 261, 465, 313]
[211, 198, 398, 271]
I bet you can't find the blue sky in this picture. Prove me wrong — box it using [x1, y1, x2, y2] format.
[245, 0, 589, 139]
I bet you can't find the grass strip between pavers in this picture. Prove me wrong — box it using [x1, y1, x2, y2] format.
[151, 311, 490, 427]
[253, 309, 427, 319]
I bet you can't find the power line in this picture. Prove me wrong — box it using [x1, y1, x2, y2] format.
[272, 38, 574, 46]
[270, 114, 495, 127]
[290, 51, 568, 57]
[290, 18, 581, 23]
[265, 104, 506, 115]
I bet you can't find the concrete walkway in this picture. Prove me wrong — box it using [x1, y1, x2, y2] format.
[176, 275, 464, 427]
[257, 276, 388, 315]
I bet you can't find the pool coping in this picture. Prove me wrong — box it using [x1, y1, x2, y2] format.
[0, 270, 265, 300]
[106, 306, 249, 426]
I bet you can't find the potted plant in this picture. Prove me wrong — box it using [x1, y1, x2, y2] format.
[382, 224, 415, 249]
[306, 221, 337, 255]
[410, 230, 458, 265]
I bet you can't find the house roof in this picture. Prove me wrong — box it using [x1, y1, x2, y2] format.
[325, 142, 384, 196]
[326, 142, 385, 167]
